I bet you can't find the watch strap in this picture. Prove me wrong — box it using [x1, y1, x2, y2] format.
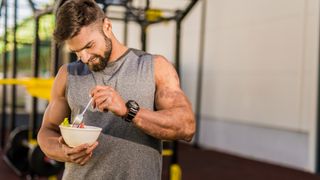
[124, 100, 139, 122]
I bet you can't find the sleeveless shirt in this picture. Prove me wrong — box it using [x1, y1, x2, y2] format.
[62, 48, 162, 180]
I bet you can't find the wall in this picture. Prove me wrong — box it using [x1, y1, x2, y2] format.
[198, 0, 319, 171]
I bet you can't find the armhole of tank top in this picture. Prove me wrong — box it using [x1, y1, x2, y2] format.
[150, 54, 156, 89]
[150, 54, 156, 111]
[65, 63, 70, 99]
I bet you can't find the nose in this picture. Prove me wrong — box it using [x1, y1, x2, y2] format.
[77, 50, 91, 63]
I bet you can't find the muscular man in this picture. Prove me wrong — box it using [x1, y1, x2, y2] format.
[37, 0, 195, 179]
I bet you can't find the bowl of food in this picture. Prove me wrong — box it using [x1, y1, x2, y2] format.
[59, 118, 102, 147]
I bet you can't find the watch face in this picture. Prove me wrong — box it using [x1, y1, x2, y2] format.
[128, 100, 139, 109]
[125, 100, 139, 122]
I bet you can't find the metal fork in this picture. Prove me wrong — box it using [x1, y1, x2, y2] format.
[72, 98, 93, 127]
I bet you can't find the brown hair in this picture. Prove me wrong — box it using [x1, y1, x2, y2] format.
[53, 0, 105, 44]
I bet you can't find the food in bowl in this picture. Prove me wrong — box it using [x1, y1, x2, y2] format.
[60, 118, 85, 128]
[59, 118, 102, 147]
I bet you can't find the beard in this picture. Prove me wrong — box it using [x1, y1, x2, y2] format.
[88, 34, 112, 72]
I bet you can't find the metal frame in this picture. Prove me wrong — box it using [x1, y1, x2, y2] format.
[316, 1, 320, 172]
[30, 6, 53, 140]
[194, 0, 206, 148]
[0, 0, 8, 149]
[9, 0, 18, 134]
[0, 0, 56, 146]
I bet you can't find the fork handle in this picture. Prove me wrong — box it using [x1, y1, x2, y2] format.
[80, 98, 93, 115]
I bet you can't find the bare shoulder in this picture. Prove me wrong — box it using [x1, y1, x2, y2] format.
[153, 55, 175, 73]
[153, 55, 180, 88]
[57, 64, 68, 75]
[154, 55, 188, 110]
[51, 64, 68, 99]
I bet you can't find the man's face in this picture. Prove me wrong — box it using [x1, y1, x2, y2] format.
[66, 24, 112, 72]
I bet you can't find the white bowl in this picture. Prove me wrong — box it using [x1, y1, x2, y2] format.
[59, 125, 102, 147]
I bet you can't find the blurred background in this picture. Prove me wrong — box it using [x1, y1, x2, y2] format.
[0, 0, 320, 179]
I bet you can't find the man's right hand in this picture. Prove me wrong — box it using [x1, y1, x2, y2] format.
[58, 136, 99, 166]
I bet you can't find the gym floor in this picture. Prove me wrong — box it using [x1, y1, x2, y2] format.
[1, 142, 319, 180]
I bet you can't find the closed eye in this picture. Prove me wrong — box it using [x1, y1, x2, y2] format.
[69, 41, 94, 54]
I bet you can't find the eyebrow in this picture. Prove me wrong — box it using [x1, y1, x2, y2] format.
[70, 40, 94, 53]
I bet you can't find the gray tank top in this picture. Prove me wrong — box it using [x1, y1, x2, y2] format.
[63, 48, 162, 180]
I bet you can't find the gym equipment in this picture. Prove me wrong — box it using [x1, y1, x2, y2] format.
[0, 0, 9, 149]
[0, 78, 54, 101]
[0, 1, 62, 178]
[194, 0, 207, 148]
[97, 0, 129, 6]
[3, 127, 29, 175]
[3, 126, 64, 177]
[28, 143, 64, 177]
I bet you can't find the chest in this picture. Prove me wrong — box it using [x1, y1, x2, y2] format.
[66, 68, 155, 115]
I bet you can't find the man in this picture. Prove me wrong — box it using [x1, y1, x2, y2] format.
[37, 0, 195, 179]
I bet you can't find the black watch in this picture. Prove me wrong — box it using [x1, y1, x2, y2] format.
[124, 100, 140, 122]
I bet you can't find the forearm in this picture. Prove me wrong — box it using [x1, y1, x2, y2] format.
[133, 107, 195, 141]
[38, 91, 71, 161]
[37, 128, 66, 162]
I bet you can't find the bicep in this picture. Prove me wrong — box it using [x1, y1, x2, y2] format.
[154, 56, 191, 110]
[41, 65, 70, 131]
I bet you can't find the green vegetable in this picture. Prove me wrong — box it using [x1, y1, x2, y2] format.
[61, 118, 70, 127]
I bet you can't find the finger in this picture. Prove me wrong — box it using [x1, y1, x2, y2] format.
[95, 95, 113, 106]
[94, 95, 107, 112]
[65, 145, 89, 162]
[90, 86, 104, 98]
[95, 85, 113, 91]
[90, 88, 96, 98]
[59, 136, 72, 158]
[91, 89, 110, 108]
[106, 96, 112, 104]
[91, 86, 111, 96]
[92, 89, 113, 100]
[58, 136, 66, 144]
[99, 97, 112, 108]
[71, 152, 90, 164]
[74, 142, 98, 164]
[67, 143, 89, 155]
[86, 142, 99, 154]
[97, 100, 110, 112]
[80, 152, 93, 166]
[69, 150, 89, 162]
[92, 99, 96, 109]
[60, 144, 75, 162]
[94, 94, 109, 106]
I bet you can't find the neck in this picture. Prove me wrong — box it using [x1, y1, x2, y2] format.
[108, 37, 128, 63]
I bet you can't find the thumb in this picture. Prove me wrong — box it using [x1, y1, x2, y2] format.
[58, 136, 66, 144]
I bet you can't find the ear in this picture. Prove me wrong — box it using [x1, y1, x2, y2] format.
[102, 18, 112, 38]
